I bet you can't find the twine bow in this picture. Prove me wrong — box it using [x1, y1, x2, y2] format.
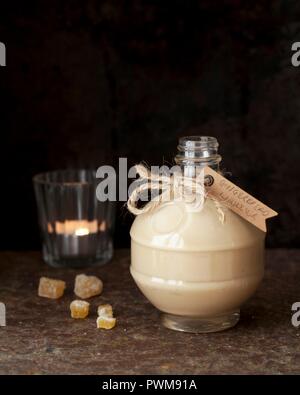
[127, 164, 225, 223]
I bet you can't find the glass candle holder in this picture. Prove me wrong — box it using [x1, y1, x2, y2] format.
[33, 169, 115, 268]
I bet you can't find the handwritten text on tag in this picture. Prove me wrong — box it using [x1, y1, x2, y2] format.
[204, 167, 278, 232]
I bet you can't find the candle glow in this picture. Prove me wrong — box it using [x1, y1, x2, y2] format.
[48, 220, 98, 236]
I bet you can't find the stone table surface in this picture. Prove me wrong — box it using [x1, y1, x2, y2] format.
[0, 249, 299, 375]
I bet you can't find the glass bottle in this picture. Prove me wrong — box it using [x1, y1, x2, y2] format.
[130, 136, 265, 333]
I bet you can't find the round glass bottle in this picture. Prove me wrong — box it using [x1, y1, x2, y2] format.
[130, 136, 265, 333]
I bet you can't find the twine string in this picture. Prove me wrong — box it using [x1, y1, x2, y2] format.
[127, 164, 225, 223]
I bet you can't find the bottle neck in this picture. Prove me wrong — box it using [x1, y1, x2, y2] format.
[175, 136, 221, 177]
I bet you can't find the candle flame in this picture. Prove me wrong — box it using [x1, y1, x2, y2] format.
[75, 227, 90, 236]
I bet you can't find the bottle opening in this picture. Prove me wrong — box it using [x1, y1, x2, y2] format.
[178, 136, 219, 152]
[176, 135, 221, 171]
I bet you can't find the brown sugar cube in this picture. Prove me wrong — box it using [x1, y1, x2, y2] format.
[96, 316, 116, 330]
[74, 274, 103, 299]
[70, 300, 90, 319]
[97, 304, 113, 318]
[38, 277, 66, 299]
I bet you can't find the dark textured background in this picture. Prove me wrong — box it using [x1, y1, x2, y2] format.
[0, 0, 299, 249]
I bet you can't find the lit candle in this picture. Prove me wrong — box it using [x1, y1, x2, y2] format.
[48, 220, 98, 235]
[47, 220, 106, 257]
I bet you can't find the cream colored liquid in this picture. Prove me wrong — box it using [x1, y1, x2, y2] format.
[130, 199, 265, 317]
